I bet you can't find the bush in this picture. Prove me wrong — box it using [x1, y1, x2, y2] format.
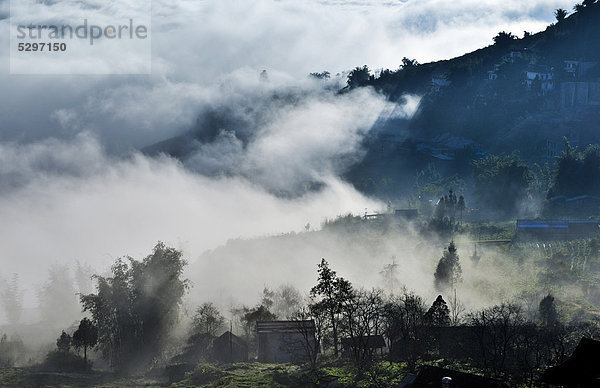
[39, 350, 90, 373]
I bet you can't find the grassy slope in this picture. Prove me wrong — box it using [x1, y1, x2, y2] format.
[0, 368, 166, 388]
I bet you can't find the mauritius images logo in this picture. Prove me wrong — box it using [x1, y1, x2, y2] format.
[10, 0, 151, 74]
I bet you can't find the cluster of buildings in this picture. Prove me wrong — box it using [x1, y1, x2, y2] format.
[432, 53, 599, 107]
[182, 320, 599, 387]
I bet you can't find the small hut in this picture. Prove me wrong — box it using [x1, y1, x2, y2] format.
[211, 331, 248, 363]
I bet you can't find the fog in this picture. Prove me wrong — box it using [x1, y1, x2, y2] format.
[187, 221, 536, 319]
[0, 0, 577, 341]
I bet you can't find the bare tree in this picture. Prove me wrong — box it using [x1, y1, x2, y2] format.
[1, 274, 24, 326]
[339, 289, 386, 370]
[383, 289, 427, 371]
[448, 289, 466, 326]
[467, 303, 526, 379]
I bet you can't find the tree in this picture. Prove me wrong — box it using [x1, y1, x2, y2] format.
[260, 287, 275, 311]
[38, 265, 80, 330]
[347, 66, 371, 89]
[457, 195, 466, 223]
[72, 318, 98, 363]
[80, 242, 189, 372]
[309, 71, 330, 79]
[401, 57, 419, 70]
[192, 302, 225, 337]
[448, 289, 466, 326]
[434, 242, 462, 292]
[272, 285, 303, 319]
[548, 143, 600, 200]
[74, 260, 94, 295]
[0, 334, 26, 367]
[1, 274, 23, 326]
[383, 290, 426, 371]
[309, 258, 354, 357]
[467, 303, 526, 380]
[554, 8, 568, 22]
[240, 304, 276, 341]
[424, 295, 450, 327]
[338, 289, 386, 370]
[539, 294, 558, 326]
[56, 331, 72, 353]
[472, 153, 533, 217]
[380, 259, 400, 293]
[493, 31, 517, 46]
[574, 3, 584, 12]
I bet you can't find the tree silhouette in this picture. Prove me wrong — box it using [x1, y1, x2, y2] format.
[192, 302, 225, 337]
[457, 195, 466, 223]
[56, 331, 72, 353]
[1, 274, 23, 326]
[493, 31, 517, 46]
[434, 242, 462, 291]
[472, 153, 533, 217]
[72, 318, 98, 363]
[347, 66, 372, 89]
[554, 8, 568, 22]
[539, 294, 558, 326]
[401, 57, 419, 69]
[425, 295, 451, 326]
[80, 242, 189, 372]
[310, 258, 354, 357]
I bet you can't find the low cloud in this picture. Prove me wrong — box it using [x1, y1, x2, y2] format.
[0, 0, 579, 321]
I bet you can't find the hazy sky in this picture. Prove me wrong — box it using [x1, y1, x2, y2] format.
[0, 0, 576, 312]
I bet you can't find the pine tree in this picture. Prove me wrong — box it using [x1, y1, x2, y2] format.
[425, 295, 451, 326]
[434, 242, 462, 291]
[539, 294, 558, 326]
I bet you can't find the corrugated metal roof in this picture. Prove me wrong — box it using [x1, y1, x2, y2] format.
[256, 320, 315, 334]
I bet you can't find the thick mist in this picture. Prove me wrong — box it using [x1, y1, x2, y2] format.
[185, 222, 534, 319]
[0, 83, 391, 321]
[0, 0, 580, 351]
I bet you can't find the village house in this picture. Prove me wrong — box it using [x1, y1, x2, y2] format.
[561, 81, 600, 108]
[564, 60, 598, 79]
[525, 64, 554, 94]
[516, 219, 600, 240]
[211, 331, 248, 363]
[256, 320, 317, 364]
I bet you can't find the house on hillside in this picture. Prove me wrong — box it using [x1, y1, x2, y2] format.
[212, 331, 248, 363]
[516, 219, 600, 240]
[564, 60, 598, 79]
[542, 337, 600, 387]
[565, 195, 600, 213]
[561, 81, 600, 108]
[525, 65, 554, 94]
[256, 320, 317, 364]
